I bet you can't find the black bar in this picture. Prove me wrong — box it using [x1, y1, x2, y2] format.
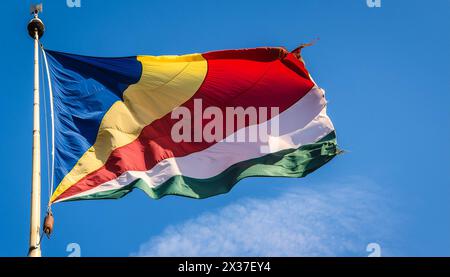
[0, 258, 449, 274]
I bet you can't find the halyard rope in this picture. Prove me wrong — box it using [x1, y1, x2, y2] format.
[40, 44, 55, 210]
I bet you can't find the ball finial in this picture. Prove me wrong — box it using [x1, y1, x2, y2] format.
[27, 4, 45, 39]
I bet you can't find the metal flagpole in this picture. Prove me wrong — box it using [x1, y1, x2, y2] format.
[27, 3, 45, 257]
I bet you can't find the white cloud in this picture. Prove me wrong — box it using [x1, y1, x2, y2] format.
[132, 178, 397, 257]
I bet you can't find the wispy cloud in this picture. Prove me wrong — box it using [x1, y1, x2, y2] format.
[132, 178, 397, 257]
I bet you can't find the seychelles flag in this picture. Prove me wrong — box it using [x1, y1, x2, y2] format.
[46, 47, 339, 203]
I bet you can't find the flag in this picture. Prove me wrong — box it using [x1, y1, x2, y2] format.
[46, 47, 339, 203]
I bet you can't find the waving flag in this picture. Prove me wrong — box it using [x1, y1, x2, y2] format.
[46, 47, 339, 203]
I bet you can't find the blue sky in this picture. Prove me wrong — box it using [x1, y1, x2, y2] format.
[0, 0, 449, 257]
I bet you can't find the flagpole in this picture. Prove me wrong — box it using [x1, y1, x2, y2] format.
[27, 4, 45, 257]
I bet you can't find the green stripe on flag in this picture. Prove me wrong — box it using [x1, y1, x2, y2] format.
[64, 131, 339, 202]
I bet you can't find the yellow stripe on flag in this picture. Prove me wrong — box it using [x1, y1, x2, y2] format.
[51, 54, 207, 202]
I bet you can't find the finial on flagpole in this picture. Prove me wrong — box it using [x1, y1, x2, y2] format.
[28, 4, 45, 39]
